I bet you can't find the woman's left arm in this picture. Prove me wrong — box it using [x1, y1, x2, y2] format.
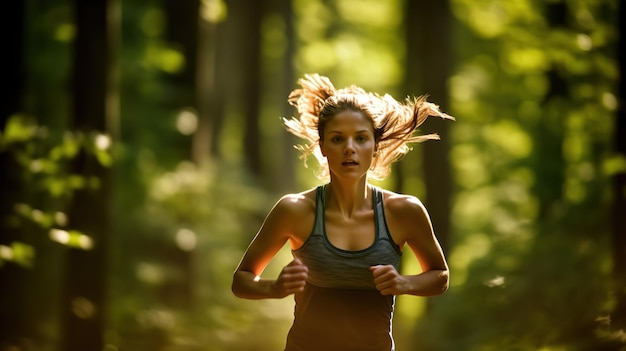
[371, 194, 449, 296]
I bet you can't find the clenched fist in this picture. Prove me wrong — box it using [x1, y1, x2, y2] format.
[370, 265, 409, 295]
[273, 258, 309, 297]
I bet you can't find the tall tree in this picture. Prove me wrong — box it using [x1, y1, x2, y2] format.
[166, 0, 199, 162]
[0, 1, 27, 350]
[195, 0, 223, 163]
[277, 0, 296, 192]
[403, 3, 453, 349]
[59, 0, 118, 350]
[404, 0, 453, 252]
[534, 2, 568, 220]
[228, 0, 264, 176]
[165, 0, 200, 105]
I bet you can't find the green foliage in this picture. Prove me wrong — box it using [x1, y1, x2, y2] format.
[0, 241, 35, 268]
[414, 0, 622, 350]
[109, 155, 292, 350]
[0, 115, 113, 268]
[293, 0, 405, 94]
[5, 0, 622, 350]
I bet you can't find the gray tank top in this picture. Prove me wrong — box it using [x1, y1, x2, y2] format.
[292, 185, 402, 290]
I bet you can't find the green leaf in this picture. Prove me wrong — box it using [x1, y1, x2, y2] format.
[49, 229, 94, 250]
[94, 148, 114, 167]
[1, 115, 37, 146]
[11, 242, 35, 268]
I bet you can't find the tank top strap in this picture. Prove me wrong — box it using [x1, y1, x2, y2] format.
[312, 185, 326, 237]
[313, 185, 394, 244]
[372, 186, 393, 243]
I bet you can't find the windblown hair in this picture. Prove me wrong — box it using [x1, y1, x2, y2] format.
[283, 73, 454, 180]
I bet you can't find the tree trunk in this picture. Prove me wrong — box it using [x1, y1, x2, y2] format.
[242, 1, 263, 177]
[165, 0, 200, 99]
[59, 0, 117, 350]
[405, 0, 453, 252]
[166, 0, 199, 161]
[194, 1, 220, 163]
[404, 3, 452, 349]
[612, 0, 626, 329]
[532, 3, 568, 222]
[277, 0, 296, 192]
[0, 2, 27, 350]
[230, 0, 264, 176]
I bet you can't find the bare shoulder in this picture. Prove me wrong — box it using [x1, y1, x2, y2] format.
[379, 188, 428, 218]
[273, 188, 317, 218]
[270, 187, 317, 247]
[378, 188, 432, 246]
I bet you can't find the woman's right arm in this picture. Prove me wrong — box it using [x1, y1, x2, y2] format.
[231, 195, 309, 299]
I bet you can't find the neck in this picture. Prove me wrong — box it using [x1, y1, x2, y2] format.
[325, 177, 371, 218]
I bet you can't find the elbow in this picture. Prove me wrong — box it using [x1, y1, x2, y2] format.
[231, 281, 239, 298]
[231, 272, 245, 298]
[231, 282, 240, 298]
[417, 269, 449, 297]
[438, 269, 450, 294]
[232, 270, 261, 299]
[424, 269, 449, 296]
[232, 280, 250, 299]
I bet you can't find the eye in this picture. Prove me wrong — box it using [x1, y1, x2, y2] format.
[331, 136, 343, 143]
[356, 135, 368, 143]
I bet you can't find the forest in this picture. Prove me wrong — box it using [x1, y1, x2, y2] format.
[0, 0, 624, 350]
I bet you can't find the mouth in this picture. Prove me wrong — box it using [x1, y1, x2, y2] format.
[341, 160, 359, 166]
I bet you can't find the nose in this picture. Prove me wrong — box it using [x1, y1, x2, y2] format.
[344, 138, 356, 155]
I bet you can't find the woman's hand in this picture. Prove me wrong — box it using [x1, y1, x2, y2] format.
[370, 264, 449, 297]
[370, 265, 407, 295]
[273, 258, 308, 297]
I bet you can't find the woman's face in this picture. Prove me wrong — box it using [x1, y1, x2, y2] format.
[320, 110, 376, 180]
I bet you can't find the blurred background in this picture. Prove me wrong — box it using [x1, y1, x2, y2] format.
[0, 0, 624, 350]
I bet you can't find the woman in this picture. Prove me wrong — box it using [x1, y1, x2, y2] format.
[232, 74, 452, 351]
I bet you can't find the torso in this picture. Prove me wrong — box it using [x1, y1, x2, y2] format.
[285, 185, 401, 350]
[287, 185, 405, 251]
[291, 185, 401, 290]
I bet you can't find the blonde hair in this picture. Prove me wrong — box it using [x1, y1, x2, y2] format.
[283, 73, 454, 180]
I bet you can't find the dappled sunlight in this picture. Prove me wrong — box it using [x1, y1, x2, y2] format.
[602, 92, 617, 110]
[293, 0, 402, 89]
[136, 262, 165, 285]
[175, 109, 199, 136]
[262, 14, 288, 59]
[175, 228, 197, 252]
[503, 47, 549, 74]
[449, 60, 492, 105]
[54, 23, 75, 42]
[395, 249, 426, 324]
[481, 121, 531, 160]
[298, 41, 336, 72]
[150, 161, 211, 200]
[49, 229, 94, 250]
[453, 187, 496, 228]
[94, 133, 112, 151]
[1, 0, 620, 350]
[337, 0, 400, 27]
[144, 46, 185, 74]
[220, 245, 295, 349]
[483, 275, 505, 288]
[0, 245, 13, 261]
[71, 297, 97, 320]
[451, 144, 489, 188]
[124, 154, 289, 349]
[136, 309, 176, 330]
[200, 0, 227, 23]
[449, 233, 491, 287]
[0, 243, 34, 267]
[451, 0, 541, 40]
